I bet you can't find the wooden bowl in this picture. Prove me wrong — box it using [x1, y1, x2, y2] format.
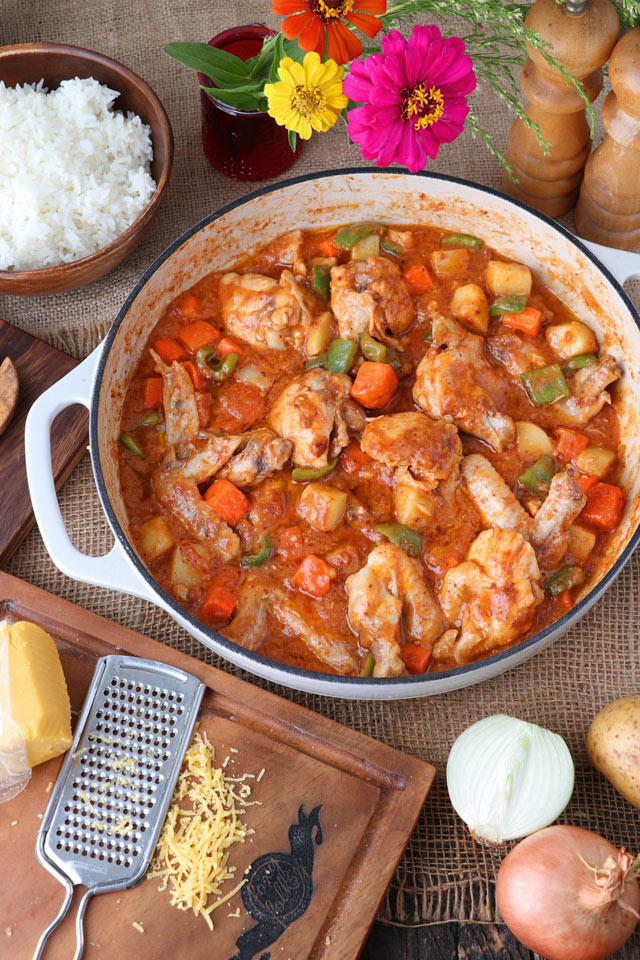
[0, 42, 173, 295]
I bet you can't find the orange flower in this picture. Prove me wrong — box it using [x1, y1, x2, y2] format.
[272, 0, 386, 64]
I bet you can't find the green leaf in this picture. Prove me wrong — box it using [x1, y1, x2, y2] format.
[246, 33, 278, 79]
[283, 38, 308, 63]
[268, 34, 286, 83]
[200, 85, 263, 111]
[288, 129, 297, 152]
[165, 42, 250, 82]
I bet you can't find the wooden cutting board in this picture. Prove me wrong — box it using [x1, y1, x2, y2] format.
[0, 318, 88, 565]
[0, 572, 435, 960]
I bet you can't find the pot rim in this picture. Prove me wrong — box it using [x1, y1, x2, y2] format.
[90, 167, 640, 689]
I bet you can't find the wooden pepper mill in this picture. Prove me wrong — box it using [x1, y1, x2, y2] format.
[502, 0, 619, 218]
[576, 28, 640, 250]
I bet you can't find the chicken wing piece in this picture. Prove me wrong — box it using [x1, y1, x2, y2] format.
[554, 355, 621, 426]
[269, 588, 358, 674]
[346, 543, 442, 678]
[152, 469, 240, 561]
[223, 576, 268, 652]
[362, 411, 462, 490]
[531, 467, 586, 570]
[437, 528, 543, 665]
[175, 434, 244, 484]
[218, 427, 292, 488]
[487, 326, 548, 376]
[461, 453, 532, 537]
[151, 349, 199, 447]
[218, 269, 315, 351]
[269, 368, 358, 468]
[413, 315, 515, 452]
[330, 256, 415, 344]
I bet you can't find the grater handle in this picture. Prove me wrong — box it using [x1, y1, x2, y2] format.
[32, 872, 74, 960]
[72, 887, 95, 960]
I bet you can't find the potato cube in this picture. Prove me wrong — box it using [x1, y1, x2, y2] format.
[306, 311, 334, 357]
[450, 283, 489, 334]
[431, 248, 470, 279]
[567, 524, 597, 565]
[297, 482, 348, 532]
[393, 482, 435, 531]
[486, 261, 532, 298]
[170, 542, 211, 589]
[545, 321, 598, 360]
[351, 233, 380, 260]
[575, 446, 617, 479]
[515, 421, 553, 460]
[139, 516, 174, 561]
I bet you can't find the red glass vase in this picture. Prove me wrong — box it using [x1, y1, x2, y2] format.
[199, 25, 303, 181]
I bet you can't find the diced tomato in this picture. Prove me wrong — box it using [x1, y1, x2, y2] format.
[275, 525, 305, 562]
[204, 478, 251, 527]
[291, 555, 336, 598]
[177, 293, 202, 319]
[580, 481, 625, 531]
[502, 306, 543, 337]
[141, 377, 163, 409]
[318, 236, 340, 258]
[340, 441, 371, 475]
[350, 361, 398, 409]
[182, 360, 207, 391]
[153, 338, 187, 365]
[403, 262, 433, 293]
[195, 390, 212, 428]
[217, 337, 244, 357]
[555, 427, 589, 461]
[177, 320, 220, 354]
[576, 474, 598, 495]
[400, 644, 432, 674]
[200, 583, 236, 622]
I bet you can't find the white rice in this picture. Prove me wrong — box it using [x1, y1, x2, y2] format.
[0, 77, 156, 271]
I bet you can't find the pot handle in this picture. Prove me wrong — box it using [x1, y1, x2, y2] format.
[582, 239, 640, 285]
[25, 345, 156, 602]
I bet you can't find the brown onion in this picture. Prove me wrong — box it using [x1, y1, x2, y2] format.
[497, 825, 640, 960]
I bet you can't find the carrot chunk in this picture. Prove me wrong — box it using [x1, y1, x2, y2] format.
[340, 440, 371, 475]
[177, 293, 202, 319]
[557, 591, 574, 612]
[152, 338, 188, 365]
[204, 478, 251, 527]
[177, 320, 220, 354]
[400, 644, 432, 674]
[555, 427, 589, 461]
[580, 481, 625, 531]
[318, 236, 340, 258]
[576, 474, 598, 495]
[141, 377, 163, 409]
[291, 555, 336, 598]
[350, 361, 398, 409]
[403, 263, 434, 293]
[200, 583, 236, 622]
[502, 306, 543, 337]
[182, 360, 207, 391]
[217, 337, 244, 357]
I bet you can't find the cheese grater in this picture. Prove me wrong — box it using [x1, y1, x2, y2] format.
[33, 655, 205, 960]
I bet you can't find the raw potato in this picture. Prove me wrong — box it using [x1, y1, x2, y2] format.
[450, 283, 489, 334]
[515, 421, 553, 460]
[0, 356, 18, 436]
[575, 446, 616, 479]
[545, 321, 598, 360]
[586, 695, 640, 810]
[306, 311, 333, 357]
[486, 261, 532, 298]
[297, 482, 347, 532]
[139, 516, 174, 561]
[431, 248, 470, 279]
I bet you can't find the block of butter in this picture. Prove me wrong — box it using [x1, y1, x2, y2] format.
[0, 620, 72, 767]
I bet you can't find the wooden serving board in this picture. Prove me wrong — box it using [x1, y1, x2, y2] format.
[0, 572, 435, 960]
[0, 318, 88, 565]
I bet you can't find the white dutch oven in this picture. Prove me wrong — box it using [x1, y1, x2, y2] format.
[25, 171, 640, 699]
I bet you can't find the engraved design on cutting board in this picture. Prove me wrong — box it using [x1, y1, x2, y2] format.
[229, 804, 323, 960]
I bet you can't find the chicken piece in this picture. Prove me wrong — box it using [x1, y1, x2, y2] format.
[330, 256, 415, 343]
[346, 543, 442, 678]
[152, 470, 240, 561]
[487, 326, 548, 376]
[218, 427, 292, 488]
[531, 467, 586, 570]
[174, 434, 244, 484]
[269, 368, 358, 468]
[362, 411, 462, 490]
[461, 454, 532, 537]
[151, 349, 199, 447]
[269, 588, 357, 674]
[266, 228, 304, 266]
[218, 269, 314, 351]
[437, 528, 543, 665]
[413, 315, 515, 452]
[555, 355, 621, 426]
[223, 577, 268, 652]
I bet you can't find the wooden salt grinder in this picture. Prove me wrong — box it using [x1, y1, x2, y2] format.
[502, 0, 619, 218]
[576, 28, 640, 250]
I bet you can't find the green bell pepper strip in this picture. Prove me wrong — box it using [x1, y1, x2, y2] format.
[291, 460, 337, 482]
[519, 455, 557, 495]
[521, 364, 570, 406]
[119, 432, 146, 459]
[380, 237, 402, 258]
[195, 344, 216, 374]
[375, 522, 423, 558]
[332, 222, 382, 251]
[489, 295, 527, 317]
[545, 564, 584, 597]
[442, 233, 483, 250]
[327, 338, 357, 373]
[359, 332, 387, 363]
[136, 411, 160, 429]
[360, 652, 375, 678]
[384, 345, 403, 373]
[306, 352, 327, 370]
[241, 536, 273, 568]
[562, 354, 597, 376]
[310, 264, 331, 299]
[210, 352, 240, 381]
[424, 323, 434, 343]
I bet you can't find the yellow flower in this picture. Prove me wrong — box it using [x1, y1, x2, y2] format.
[264, 52, 347, 140]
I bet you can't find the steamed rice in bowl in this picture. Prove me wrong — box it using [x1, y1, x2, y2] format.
[0, 76, 156, 271]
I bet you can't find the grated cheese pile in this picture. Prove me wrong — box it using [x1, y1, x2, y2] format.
[0, 77, 156, 271]
[148, 731, 259, 931]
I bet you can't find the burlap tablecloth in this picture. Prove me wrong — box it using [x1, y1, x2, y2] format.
[3, 0, 640, 928]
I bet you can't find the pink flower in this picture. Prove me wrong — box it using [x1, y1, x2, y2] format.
[343, 25, 476, 172]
